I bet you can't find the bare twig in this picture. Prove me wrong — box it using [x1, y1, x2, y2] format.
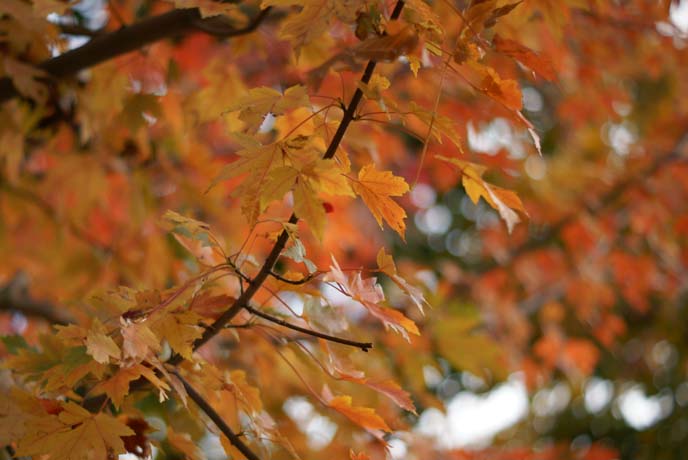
[244, 305, 373, 352]
[172, 371, 261, 460]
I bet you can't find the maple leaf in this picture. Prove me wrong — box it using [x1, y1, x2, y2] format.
[358, 74, 390, 101]
[151, 310, 204, 360]
[15, 402, 134, 460]
[351, 163, 409, 239]
[437, 155, 526, 233]
[163, 210, 219, 249]
[352, 24, 419, 61]
[210, 142, 283, 225]
[479, 66, 522, 111]
[262, 0, 365, 53]
[167, 427, 206, 460]
[341, 374, 417, 414]
[329, 256, 419, 340]
[294, 178, 327, 240]
[91, 364, 171, 408]
[324, 391, 391, 432]
[120, 319, 161, 362]
[434, 314, 506, 380]
[224, 85, 310, 133]
[493, 34, 556, 81]
[408, 101, 463, 150]
[3, 57, 49, 104]
[377, 247, 429, 314]
[225, 370, 263, 414]
[85, 319, 121, 364]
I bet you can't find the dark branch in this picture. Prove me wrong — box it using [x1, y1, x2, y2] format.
[0, 7, 272, 104]
[181, 0, 407, 360]
[56, 23, 103, 37]
[172, 371, 261, 460]
[244, 305, 373, 352]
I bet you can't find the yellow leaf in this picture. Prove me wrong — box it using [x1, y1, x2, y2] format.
[167, 427, 206, 460]
[435, 315, 506, 380]
[225, 84, 310, 132]
[305, 159, 354, 197]
[376, 247, 397, 276]
[262, 0, 360, 53]
[259, 166, 299, 211]
[226, 370, 263, 414]
[364, 302, 420, 339]
[153, 311, 204, 360]
[409, 101, 463, 149]
[85, 319, 120, 364]
[193, 60, 246, 122]
[16, 402, 134, 460]
[121, 320, 160, 362]
[437, 155, 524, 233]
[358, 74, 390, 101]
[91, 364, 171, 408]
[352, 164, 409, 239]
[294, 179, 326, 240]
[328, 395, 391, 432]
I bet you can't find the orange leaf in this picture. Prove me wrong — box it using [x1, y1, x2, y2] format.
[352, 164, 409, 239]
[350, 449, 371, 460]
[479, 67, 522, 111]
[493, 34, 556, 81]
[327, 395, 391, 432]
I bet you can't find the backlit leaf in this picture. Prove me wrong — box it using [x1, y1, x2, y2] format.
[352, 164, 409, 239]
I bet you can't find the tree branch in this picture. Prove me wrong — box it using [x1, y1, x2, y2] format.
[244, 305, 373, 352]
[56, 23, 103, 37]
[180, 0, 407, 360]
[0, 7, 272, 104]
[172, 371, 261, 460]
[0, 273, 73, 325]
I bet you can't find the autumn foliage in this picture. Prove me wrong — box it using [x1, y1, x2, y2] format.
[1, 1, 687, 460]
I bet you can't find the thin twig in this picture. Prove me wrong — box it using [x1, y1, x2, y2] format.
[244, 305, 373, 352]
[171, 371, 260, 460]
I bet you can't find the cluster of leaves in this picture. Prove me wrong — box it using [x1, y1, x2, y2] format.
[1, 0, 687, 460]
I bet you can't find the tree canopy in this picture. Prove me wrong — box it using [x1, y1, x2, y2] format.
[1, 1, 687, 460]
